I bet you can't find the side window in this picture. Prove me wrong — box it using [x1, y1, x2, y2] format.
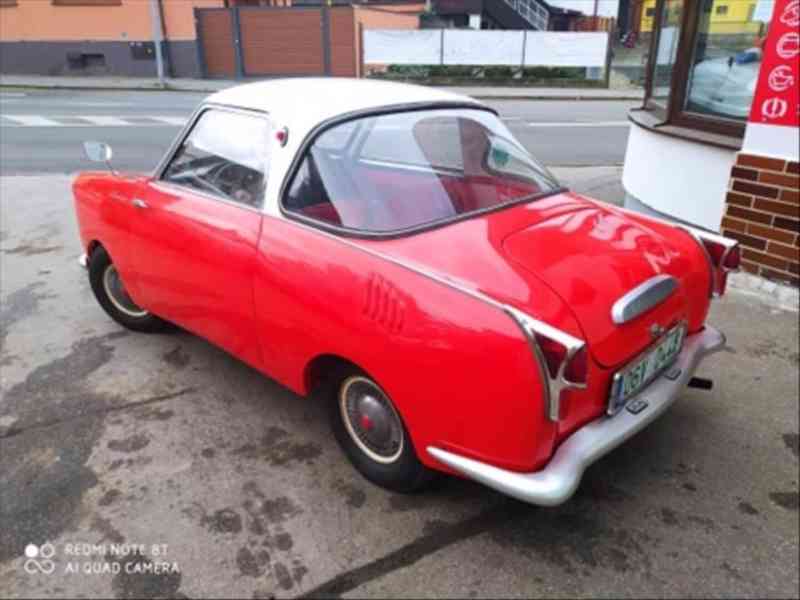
[162, 109, 271, 209]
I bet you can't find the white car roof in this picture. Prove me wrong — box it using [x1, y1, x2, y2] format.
[207, 78, 488, 133]
[204, 78, 491, 219]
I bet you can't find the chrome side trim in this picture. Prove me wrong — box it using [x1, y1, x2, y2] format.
[269, 215, 577, 422]
[504, 307, 587, 422]
[428, 326, 726, 507]
[611, 274, 677, 324]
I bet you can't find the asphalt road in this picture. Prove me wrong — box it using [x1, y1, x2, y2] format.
[1, 175, 798, 599]
[0, 89, 634, 175]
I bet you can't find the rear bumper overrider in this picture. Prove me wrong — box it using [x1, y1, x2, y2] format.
[427, 326, 726, 506]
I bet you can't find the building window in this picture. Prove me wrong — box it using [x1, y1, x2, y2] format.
[650, 0, 685, 107]
[646, 7, 656, 16]
[642, 0, 774, 140]
[684, 0, 770, 122]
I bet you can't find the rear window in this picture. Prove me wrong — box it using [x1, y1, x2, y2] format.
[283, 108, 559, 234]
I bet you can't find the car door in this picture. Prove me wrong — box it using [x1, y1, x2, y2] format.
[130, 107, 272, 370]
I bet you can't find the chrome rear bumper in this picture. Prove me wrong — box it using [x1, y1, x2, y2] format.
[427, 326, 725, 507]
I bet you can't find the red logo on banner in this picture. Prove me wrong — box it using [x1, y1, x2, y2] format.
[750, 0, 800, 127]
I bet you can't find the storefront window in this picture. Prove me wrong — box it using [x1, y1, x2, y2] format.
[652, 0, 685, 105]
[641, 0, 777, 139]
[685, 0, 773, 121]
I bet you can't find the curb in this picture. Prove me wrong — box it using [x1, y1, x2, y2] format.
[0, 82, 644, 102]
[728, 271, 799, 313]
[468, 94, 643, 101]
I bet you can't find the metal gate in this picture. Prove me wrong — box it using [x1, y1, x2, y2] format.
[195, 6, 357, 79]
[196, 8, 238, 79]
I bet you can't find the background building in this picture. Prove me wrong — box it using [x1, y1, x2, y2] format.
[622, 0, 798, 286]
[0, 0, 423, 78]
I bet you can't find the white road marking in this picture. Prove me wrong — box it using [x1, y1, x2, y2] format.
[0, 92, 27, 98]
[79, 116, 131, 126]
[151, 116, 188, 126]
[2, 115, 64, 127]
[0, 115, 188, 127]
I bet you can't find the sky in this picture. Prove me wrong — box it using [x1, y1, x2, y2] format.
[545, 0, 620, 18]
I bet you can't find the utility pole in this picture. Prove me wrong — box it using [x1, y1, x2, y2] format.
[149, 0, 166, 87]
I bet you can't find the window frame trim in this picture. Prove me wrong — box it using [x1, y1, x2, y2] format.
[153, 103, 273, 212]
[642, 0, 749, 138]
[277, 101, 567, 241]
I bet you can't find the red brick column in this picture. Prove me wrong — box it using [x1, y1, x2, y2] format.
[721, 153, 800, 287]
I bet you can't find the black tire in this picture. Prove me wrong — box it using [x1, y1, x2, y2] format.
[88, 246, 171, 333]
[327, 367, 434, 493]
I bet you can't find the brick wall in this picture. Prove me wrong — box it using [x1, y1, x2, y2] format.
[721, 153, 800, 287]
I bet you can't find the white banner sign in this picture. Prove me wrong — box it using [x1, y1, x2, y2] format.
[363, 30, 441, 65]
[523, 32, 609, 67]
[364, 29, 609, 68]
[442, 30, 525, 66]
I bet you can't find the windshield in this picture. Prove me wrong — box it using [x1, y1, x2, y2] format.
[283, 108, 559, 234]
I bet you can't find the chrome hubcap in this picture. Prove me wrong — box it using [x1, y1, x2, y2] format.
[103, 264, 148, 318]
[340, 376, 404, 464]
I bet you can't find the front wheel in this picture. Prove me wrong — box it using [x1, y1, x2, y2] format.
[329, 370, 434, 493]
[88, 246, 171, 333]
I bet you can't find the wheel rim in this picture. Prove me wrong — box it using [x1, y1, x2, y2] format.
[339, 376, 404, 464]
[102, 264, 148, 318]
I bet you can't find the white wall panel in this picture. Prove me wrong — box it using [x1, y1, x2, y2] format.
[442, 30, 525, 66]
[363, 30, 609, 68]
[363, 30, 441, 65]
[523, 32, 608, 67]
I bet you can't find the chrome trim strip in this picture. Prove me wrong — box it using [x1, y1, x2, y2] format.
[611, 274, 677, 324]
[270, 215, 508, 312]
[428, 325, 726, 507]
[269, 215, 568, 418]
[504, 306, 587, 422]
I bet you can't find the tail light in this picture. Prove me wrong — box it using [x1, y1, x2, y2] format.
[535, 335, 588, 386]
[563, 345, 588, 385]
[685, 228, 740, 297]
[506, 308, 588, 422]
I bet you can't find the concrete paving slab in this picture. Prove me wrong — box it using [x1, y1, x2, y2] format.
[0, 175, 797, 599]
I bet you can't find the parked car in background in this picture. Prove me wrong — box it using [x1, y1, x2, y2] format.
[73, 79, 738, 505]
[687, 48, 761, 119]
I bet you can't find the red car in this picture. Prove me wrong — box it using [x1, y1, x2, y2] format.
[73, 79, 738, 505]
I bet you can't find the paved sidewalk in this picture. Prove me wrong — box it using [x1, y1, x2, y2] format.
[0, 74, 645, 101]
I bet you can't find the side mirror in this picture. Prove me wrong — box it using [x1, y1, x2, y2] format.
[83, 141, 113, 163]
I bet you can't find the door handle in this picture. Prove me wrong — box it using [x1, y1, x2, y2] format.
[132, 198, 148, 209]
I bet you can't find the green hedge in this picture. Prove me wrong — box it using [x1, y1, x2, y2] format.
[369, 65, 604, 87]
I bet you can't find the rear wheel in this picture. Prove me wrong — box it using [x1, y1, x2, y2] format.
[88, 246, 171, 333]
[328, 368, 434, 493]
